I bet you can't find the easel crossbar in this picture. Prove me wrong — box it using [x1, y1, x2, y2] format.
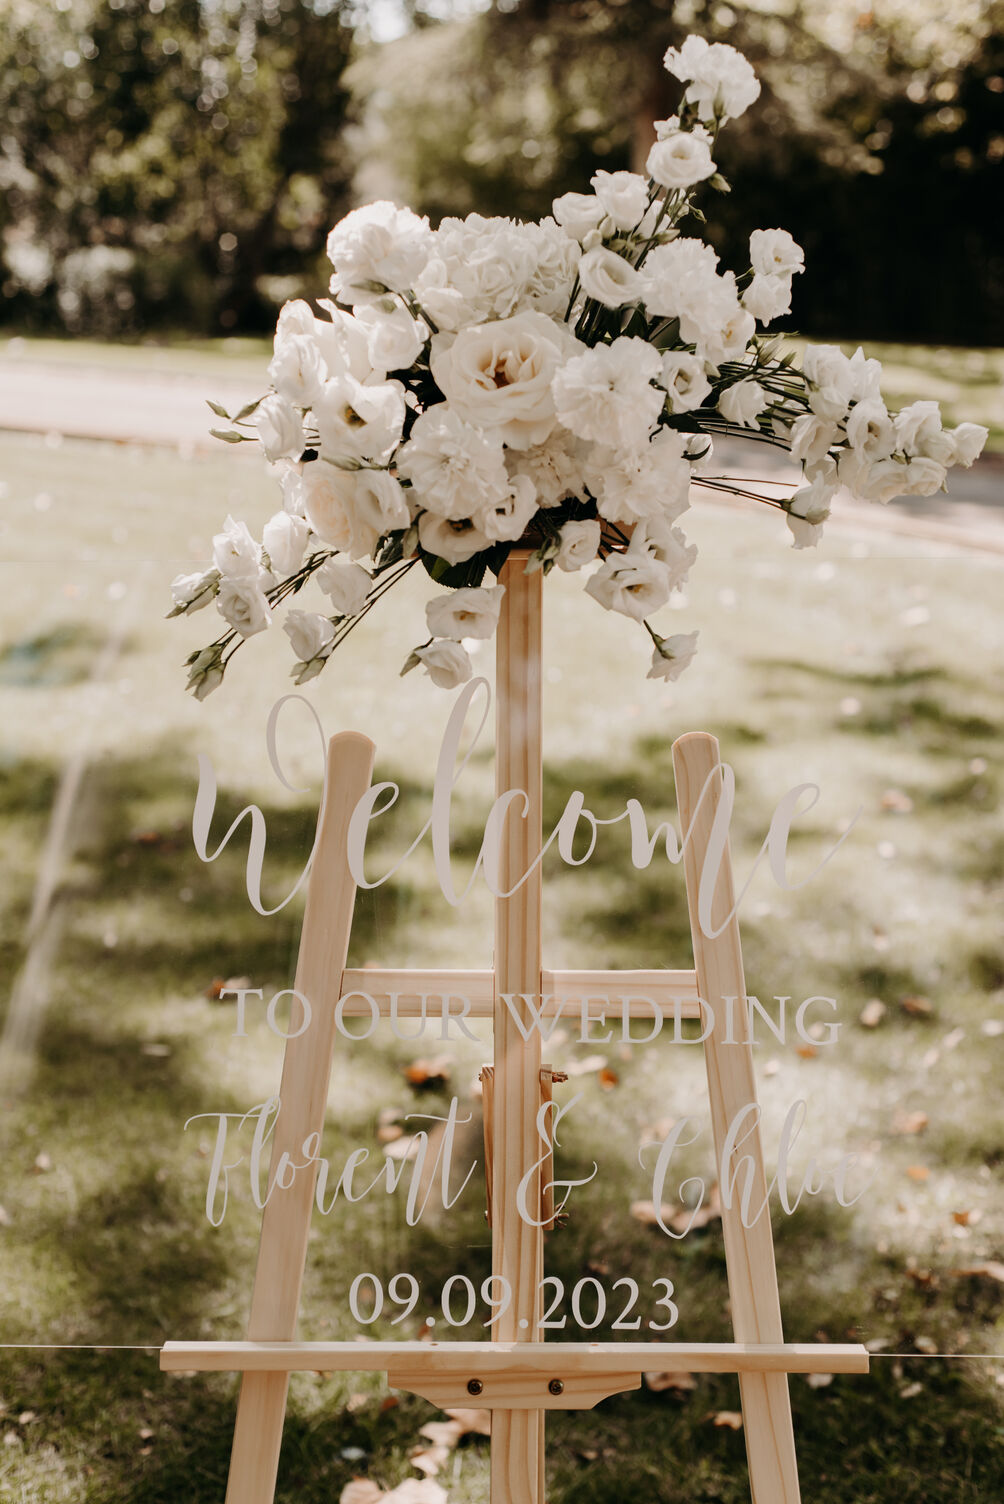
[337, 968, 701, 1018]
[161, 1340, 868, 1376]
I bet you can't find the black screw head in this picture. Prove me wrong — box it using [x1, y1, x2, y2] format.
[548, 1378, 564, 1396]
[467, 1378, 484, 1396]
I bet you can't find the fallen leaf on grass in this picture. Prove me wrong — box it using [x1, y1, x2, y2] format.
[899, 1382, 923, 1399]
[880, 789, 914, 813]
[711, 1410, 744, 1430]
[893, 1111, 929, 1135]
[31, 1153, 51, 1174]
[402, 1058, 452, 1091]
[346, 1393, 369, 1415]
[859, 999, 886, 1028]
[597, 1067, 619, 1090]
[906, 1268, 938, 1289]
[631, 1185, 722, 1235]
[905, 1165, 929, 1182]
[138, 1426, 154, 1440]
[795, 1045, 818, 1060]
[206, 975, 252, 1001]
[901, 996, 934, 1018]
[952, 1209, 982, 1227]
[644, 1371, 697, 1393]
[379, 1396, 400, 1415]
[949, 1262, 1004, 1283]
[409, 1443, 451, 1478]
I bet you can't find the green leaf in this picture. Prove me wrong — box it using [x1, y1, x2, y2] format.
[234, 397, 263, 421]
[399, 650, 422, 677]
[420, 550, 489, 588]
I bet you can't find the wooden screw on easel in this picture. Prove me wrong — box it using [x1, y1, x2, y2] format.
[161, 550, 867, 1503]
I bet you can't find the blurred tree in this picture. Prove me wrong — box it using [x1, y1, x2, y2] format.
[352, 0, 1004, 343]
[0, 0, 355, 335]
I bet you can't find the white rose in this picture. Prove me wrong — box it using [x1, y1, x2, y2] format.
[647, 630, 699, 681]
[475, 474, 538, 542]
[398, 405, 509, 520]
[262, 510, 309, 575]
[551, 191, 606, 242]
[317, 555, 371, 616]
[660, 351, 711, 413]
[786, 514, 824, 549]
[577, 246, 642, 310]
[718, 378, 766, 429]
[415, 639, 473, 690]
[418, 511, 492, 565]
[314, 375, 406, 465]
[283, 608, 334, 662]
[585, 551, 674, 621]
[425, 584, 505, 641]
[589, 170, 650, 229]
[217, 575, 271, 637]
[430, 311, 567, 451]
[646, 133, 716, 189]
[353, 300, 427, 374]
[556, 519, 601, 572]
[213, 515, 261, 579]
[749, 229, 804, 278]
[326, 200, 432, 301]
[268, 333, 326, 408]
[803, 345, 856, 420]
[299, 465, 376, 558]
[742, 273, 792, 324]
[663, 36, 761, 121]
[552, 337, 663, 449]
[255, 394, 304, 461]
[902, 456, 947, 496]
[948, 422, 988, 467]
[789, 412, 839, 467]
[844, 398, 894, 460]
[170, 568, 218, 613]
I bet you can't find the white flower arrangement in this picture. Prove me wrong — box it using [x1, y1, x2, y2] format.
[171, 35, 988, 698]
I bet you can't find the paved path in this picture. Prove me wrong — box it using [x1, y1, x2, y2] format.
[2, 346, 1002, 554]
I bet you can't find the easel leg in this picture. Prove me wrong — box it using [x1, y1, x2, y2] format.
[491, 554, 546, 1504]
[673, 733, 801, 1504]
[225, 732, 375, 1504]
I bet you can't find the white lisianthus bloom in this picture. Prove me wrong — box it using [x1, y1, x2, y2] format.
[170, 568, 218, 613]
[646, 132, 716, 189]
[902, 456, 948, 495]
[519, 217, 582, 317]
[663, 36, 761, 121]
[353, 300, 428, 374]
[742, 273, 792, 324]
[641, 238, 721, 320]
[838, 450, 908, 504]
[412, 214, 570, 332]
[415, 639, 473, 689]
[475, 474, 538, 542]
[584, 430, 692, 524]
[788, 475, 834, 525]
[418, 511, 493, 565]
[506, 430, 589, 509]
[255, 394, 304, 462]
[213, 515, 261, 578]
[589, 170, 650, 229]
[275, 299, 316, 340]
[217, 575, 272, 637]
[789, 412, 839, 467]
[749, 229, 804, 279]
[350, 469, 412, 538]
[326, 200, 432, 301]
[947, 422, 988, 467]
[647, 629, 699, 681]
[585, 551, 674, 621]
[312, 300, 374, 383]
[398, 405, 510, 520]
[262, 510, 309, 575]
[426, 583, 505, 640]
[893, 400, 947, 458]
[317, 555, 371, 615]
[283, 608, 334, 662]
[268, 333, 326, 408]
[628, 521, 698, 591]
[803, 345, 856, 420]
[845, 398, 895, 460]
[577, 246, 642, 309]
[846, 346, 884, 404]
[718, 379, 767, 428]
[430, 311, 569, 450]
[551, 191, 606, 242]
[704, 298, 756, 366]
[556, 519, 601, 572]
[552, 337, 663, 449]
[786, 513, 825, 549]
[314, 375, 406, 465]
[660, 351, 712, 413]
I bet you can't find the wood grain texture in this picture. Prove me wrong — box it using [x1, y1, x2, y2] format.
[163, 1339, 869, 1376]
[492, 553, 545, 1504]
[672, 732, 802, 1504]
[225, 732, 374, 1504]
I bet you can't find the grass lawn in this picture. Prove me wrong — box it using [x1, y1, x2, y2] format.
[0, 423, 1002, 1502]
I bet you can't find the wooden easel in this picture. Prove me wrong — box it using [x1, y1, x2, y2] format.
[162, 552, 867, 1502]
